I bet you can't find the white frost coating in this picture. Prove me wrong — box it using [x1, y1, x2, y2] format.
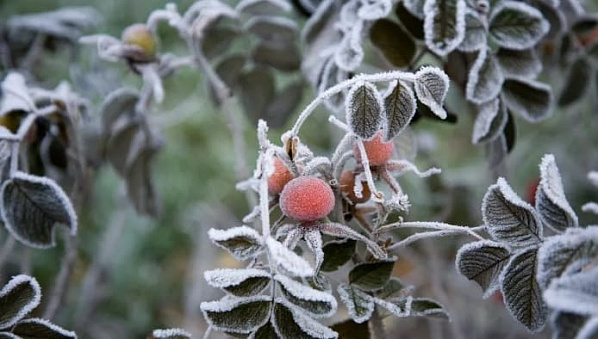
[588, 172, 598, 188]
[208, 226, 264, 260]
[414, 66, 450, 119]
[455, 239, 510, 298]
[488, 1, 549, 50]
[274, 298, 339, 338]
[267, 237, 314, 277]
[337, 284, 374, 323]
[472, 98, 506, 144]
[243, 15, 299, 40]
[1, 171, 78, 248]
[373, 296, 412, 317]
[423, 0, 466, 56]
[544, 269, 598, 316]
[357, 0, 392, 20]
[204, 268, 270, 288]
[319, 223, 386, 259]
[482, 177, 543, 246]
[304, 229, 325, 274]
[345, 80, 384, 140]
[582, 203, 598, 215]
[386, 159, 441, 178]
[300, 0, 335, 43]
[537, 154, 578, 228]
[576, 316, 598, 339]
[139, 64, 164, 104]
[537, 227, 598, 290]
[0, 275, 42, 329]
[334, 21, 365, 72]
[15, 318, 77, 338]
[200, 295, 271, 333]
[458, 9, 487, 52]
[236, 0, 292, 14]
[466, 48, 504, 105]
[1, 72, 35, 114]
[404, 0, 426, 18]
[275, 274, 338, 318]
[152, 328, 192, 338]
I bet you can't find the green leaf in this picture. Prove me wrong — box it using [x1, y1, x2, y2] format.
[395, 3, 424, 40]
[383, 81, 417, 141]
[466, 48, 504, 105]
[551, 312, 588, 339]
[202, 27, 239, 59]
[413, 67, 450, 120]
[500, 246, 547, 332]
[272, 302, 338, 339]
[459, 9, 486, 52]
[337, 284, 375, 323]
[211, 54, 246, 105]
[502, 78, 552, 122]
[456, 240, 510, 297]
[265, 80, 304, 129]
[330, 319, 369, 338]
[423, 0, 467, 55]
[370, 19, 416, 68]
[345, 82, 384, 140]
[200, 296, 271, 334]
[558, 57, 591, 107]
[472, 98, 508, 144]
[99, 88, 138, 133]
[11, 318, 76, 339]
[489, 1, 549, 50]
[0, 333, 20, 339]
[251, 43, 301, 72]
[275, 275, 337, 318]
[0, 275, 41, 330]
[124, 143, 161, 218]
[495, 48, 542, 79]
[204, 268, 270, 297]
[348, 259, 396, 292]
[238, 67, 275, 124]
[375, 277, 412, 301]
[245, 16, 298, 45]
[208, 226, 264, 261]
[320, 239, 356, 272]
[409, 298, 450, 319]
[253, 322, 278, 339]
[1, 172, 77, 248]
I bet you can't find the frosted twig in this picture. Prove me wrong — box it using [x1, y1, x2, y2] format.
[356, 139, 383, 201]
[377, 221, 485, 240]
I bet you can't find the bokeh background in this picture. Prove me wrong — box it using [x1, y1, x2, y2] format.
[1, 0, 598, 338]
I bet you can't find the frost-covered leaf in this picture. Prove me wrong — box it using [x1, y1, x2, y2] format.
[1, 73, 34, 115]
[483, 177, 543, 247]
[358, 0, 392, 20]
[320, 239, 355, 273]
[253, 322, 277, 339]
[402, 298, 450, 319]
[251, 42, 301, 72]
[472, 98, 508, 144]
[345, 81, 384, 140]
[489, 1, 549, 50]
[538, 227, 598, 288]
[337, 284, 374, 323]
[396, 3, 424, 40]
[1, 172, 77, 248]
[0, 275, 41, 329]
[485, 133, 508, 169]
[100, 88, 138, 133]
[106, 117, 142, 176]
[370, 19, 416, 68]
[500, 246, 547, 332]
[0, 134, 11, 185]
[423, 0, 466, 55]
[374, 277, 412, 301]
[204, 268, 270, 297]
[577, 317, 598, 339]
[319, 223, 385, 259]
[267, 237, 314, 277]
[456, 240, 511, 297]
[275, 274, 337, 318]
[383, 81, 417, 141]
[151, 328, 192, 339]
[414, 67, 450, 119]
[200, 296, 271, 334]
[265, 80, 303, 129]
[239, 67, 275, 124]
[245, 16, 298, 44]
[0, 333, 19, 339]
[236, 0, 291, 15]
[272, 301, 338, 338]
[551, 312, 588, 339]
[544, 268, 598, 316]
[502, 78, 552, 122]
[124, 144, 161, 218]
[496, 48, 542, 79]
[12, 318, 76, 339]
[466, 48, 504, 104]
[558, 57, 591, 107]
[208, 226, 264, 261]
[202, 27, 239, 59]
[334, 26, 364, 71]
[536, 154, 578, 231]
[348, 259, 395, 292]
[459, 9, 486, 52]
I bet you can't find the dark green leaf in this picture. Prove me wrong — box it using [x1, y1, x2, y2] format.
[346, 82, 383, 140]
[0, 275, 41, 330]
[200, 296, 271, 334]
[551, 311, 588, 339]
[489, 1, 549, 50]
[330, 319, 369, 339]
[204, 268, 270, 297]
[125, 143, 161, 218]
[502, 78, 552, 122]
[320, 239, 356, 272]
[265, 80, 304, 129]
[337, 284, 374, 323]
[99, 88, 138, 133]
[375, 277, 412, 301]
[409, 298, 450, 320]
[500, 246, 547, 332]
[496, 48, 542, 79]
[208, 226, 264, 261]
[395, 3, 424, 40]
[459, 9, 486, 52]
[1, 172, 77, 248]
[275, 275, 337, 318]
[504, 110, 516, 153]
[202, 27, 239, 59]
[472, 98, 508, 144]
[253, 322, 278, 339]
[12, 318, 76, 339]
[466, 48, 504, 104]
[370, 19, 416, 68]
[558, 57, 591, 107]
[456, 240, 510, 297]
[348, 259, 395, 292]
[384, 81, 416, 141]
[246, 16, 298, 45]
[251, 43, 301, 72]
[423, 0, 467, 55]
[272, 302, 338, 339]
[238, 67, 275, 124]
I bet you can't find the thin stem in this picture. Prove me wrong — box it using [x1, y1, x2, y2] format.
[291, 71, 416, 136]
[377, 221, 485, 239]
[356, 139, 382, 201]
[387, 227, 484, 251]
[43, 235, 78, 320]
[203, 326, 212, 339]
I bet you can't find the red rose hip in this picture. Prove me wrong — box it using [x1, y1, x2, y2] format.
[280, 176, 335, 222]
[340, 170, 371, 204]
[354, 131, 394, 166]
[268, 157, 294, 196]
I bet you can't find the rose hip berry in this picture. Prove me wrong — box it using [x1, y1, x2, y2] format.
[268, 157, 294, 196]
[280, 176, 335, 222]
[340, 170, 371, 204]
[122, 23, 156, 56]
[354, 131, 394, 166]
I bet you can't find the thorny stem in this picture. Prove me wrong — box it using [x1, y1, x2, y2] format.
[291, 71, 416, 136]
